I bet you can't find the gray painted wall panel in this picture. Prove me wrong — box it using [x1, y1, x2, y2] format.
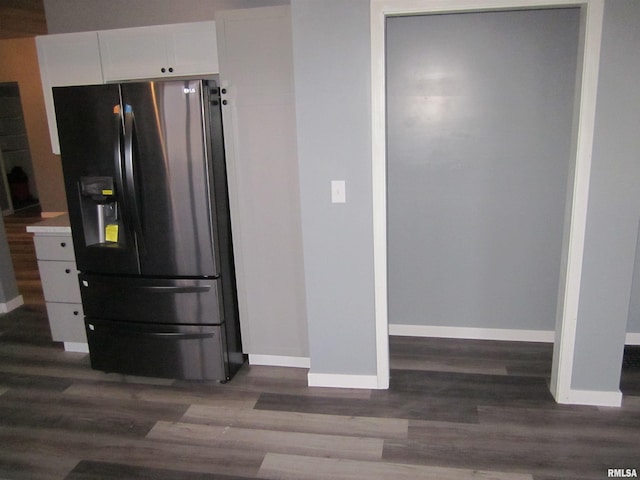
[572, 0, 640, 390]
[0, 214, 19, 303]
[291, 0, 377, 375]
[386, 9, 579, 332]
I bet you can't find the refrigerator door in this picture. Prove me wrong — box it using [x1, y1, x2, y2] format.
[120, 80, 219, 277]
[79, 273, 223, 325]
[54, 84, 141, 275]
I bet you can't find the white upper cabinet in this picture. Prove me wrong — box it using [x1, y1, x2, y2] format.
[37, 21, 219, 154]
[36, 32, 104, 154]
[99, 21, 218, 82]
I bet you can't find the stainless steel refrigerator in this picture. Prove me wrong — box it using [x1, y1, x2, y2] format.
[53, 78, 244, 381]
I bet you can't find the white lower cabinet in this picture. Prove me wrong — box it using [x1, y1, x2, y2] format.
[32, 233, 87, 351]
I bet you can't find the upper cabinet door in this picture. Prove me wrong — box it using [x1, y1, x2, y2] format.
[99, 22, 218, 82]
[167, 22, 219, 78]
[36, 32, 104, 154]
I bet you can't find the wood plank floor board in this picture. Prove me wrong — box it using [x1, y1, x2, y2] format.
[64, 460, 255, 480]
[390, 355, 509, 375]
[0, 425, 264, 478]
[389, 336, 553, 361]
[0, 342, 86, 362]
[0, 370, 73, 392]
[254, 390, 480, 424]
[147, 420, 385, 461]
[388, 369, 557, 406]
[0, 387, 188, 437]
[477, 404, 640, 431]
[258, 453, 534, 480]
[63, 380, 260, 409]
[0, 450, 78, 480]
[182, 404, 409, 439]
[382, 420, 638, 480]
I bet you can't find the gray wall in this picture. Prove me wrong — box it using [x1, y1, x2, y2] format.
[0, 214, 19, 304]
[572, 0, 640, 391]
[386, 9, 579, 332]
[43, 0, 289, 33]
[291, 0, 377, 376]
[628, 225, 640, 333]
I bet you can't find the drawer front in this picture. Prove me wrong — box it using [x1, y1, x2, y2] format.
[80, 274, 222, 325]
[34, 235, 75, 261]
[38, 260, 81, 303]
[45, 302, 86, 343]
[85, 318, 227, 381]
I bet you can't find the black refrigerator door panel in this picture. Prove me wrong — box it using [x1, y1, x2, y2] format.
[79, 274, 223, 326]
[85, 318, 228, 381]
[120, 80, 219, 277]
[53, 84, 140, 275]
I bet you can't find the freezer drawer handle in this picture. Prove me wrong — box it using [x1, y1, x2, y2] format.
[81, 279, 211, 294]
[88, 324, 215, 340]
[131, 285, 212, 293]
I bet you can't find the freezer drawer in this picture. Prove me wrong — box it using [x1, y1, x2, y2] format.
[79, 274, 223, 325]
[85, 318, 228, 381]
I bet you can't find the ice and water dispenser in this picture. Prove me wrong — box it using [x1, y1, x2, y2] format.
[79, 176, 122, 246]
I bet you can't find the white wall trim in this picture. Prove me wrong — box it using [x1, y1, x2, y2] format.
[308, 372, 379, 389]
[389, 325, 640, 345]
[560, 388, 623, 407]
[0, 294, 23, 314]
[389, 324, 555, 343]
[370, 0, 390, 391]
[626, 333, 640, 345]
[249, 354, 310, 369]
[549, 0, 604, 404]
[371, 0, 603, 404]
[64, 342, 89, 353]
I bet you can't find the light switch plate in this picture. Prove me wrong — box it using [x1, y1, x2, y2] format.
[331, 180, 346, 203]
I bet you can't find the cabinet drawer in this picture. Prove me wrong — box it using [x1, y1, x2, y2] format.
[34, 236, 75, 261]
[37, 260, 81, 303]
[45, 302, 86, 343]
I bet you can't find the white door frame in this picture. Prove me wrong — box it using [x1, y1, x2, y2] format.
[370, 0, 605, 402]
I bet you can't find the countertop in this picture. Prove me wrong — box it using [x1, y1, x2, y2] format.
[26, 214, 71, 234]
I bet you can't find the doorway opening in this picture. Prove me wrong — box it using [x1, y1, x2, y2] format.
[371, 0, 605, 403]
[0, 82, 40, 215]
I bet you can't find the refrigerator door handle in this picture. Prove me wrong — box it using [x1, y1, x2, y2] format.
[123, 105, 146, 252]
[113, 105, 128, 223]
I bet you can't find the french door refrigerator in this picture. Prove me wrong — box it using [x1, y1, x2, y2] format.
[53, 78, 244, 381]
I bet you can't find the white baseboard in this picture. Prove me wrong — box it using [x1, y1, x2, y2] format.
[557, 388, 622, 407]
[63, 342, 89, 353]
[307, 372, 379, 389]
[389, 324, 555, 343]
[0, 295, 24, 314]
[626, 333, 640, 345]
[249, 354, 310, 368]
[389, 324, 640, 345]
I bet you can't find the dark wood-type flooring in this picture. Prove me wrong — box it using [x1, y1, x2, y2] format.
[1, 208, 639, 479]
